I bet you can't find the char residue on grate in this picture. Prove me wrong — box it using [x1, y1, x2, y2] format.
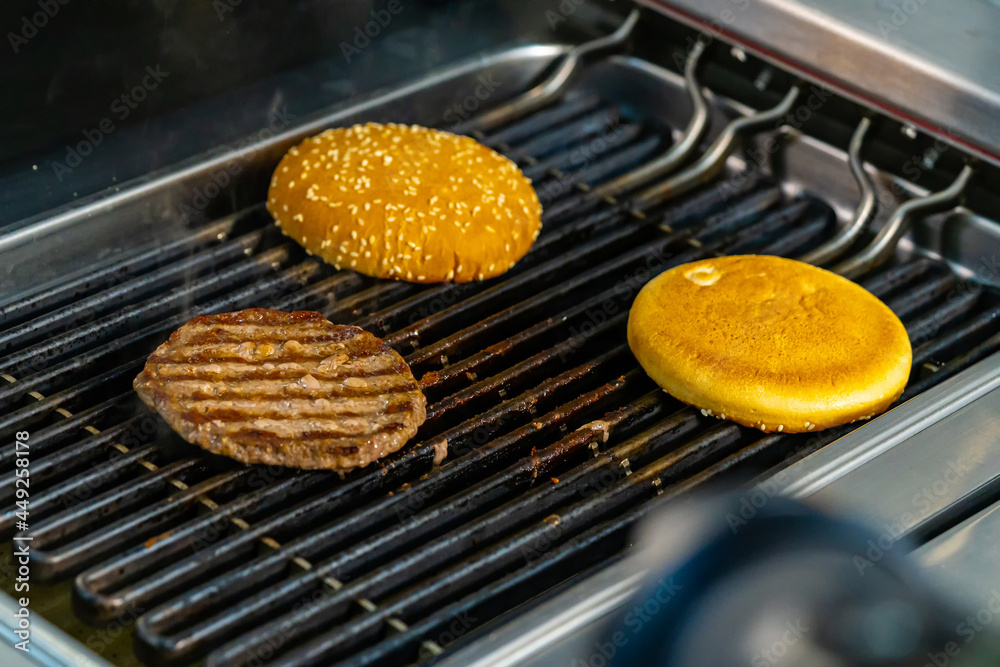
[2, 90, 1000, 667]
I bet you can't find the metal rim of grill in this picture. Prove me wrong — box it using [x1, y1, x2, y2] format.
[3, 45, 1000, 667]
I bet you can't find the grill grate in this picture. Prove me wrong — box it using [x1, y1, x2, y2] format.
[3, 89, 1000, 667]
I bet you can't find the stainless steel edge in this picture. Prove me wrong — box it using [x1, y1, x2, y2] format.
[801, 374, 1000, 540]
[916, 501, 1000, 608]
[0, 593, 112, 667]
[637, 0, 1000, 170]
[771, 353, 1000, 502]
[435, 564, 645, 667]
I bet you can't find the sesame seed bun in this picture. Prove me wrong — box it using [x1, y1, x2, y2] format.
[266, 123, 542, 283]
[627, 255, 912, 433]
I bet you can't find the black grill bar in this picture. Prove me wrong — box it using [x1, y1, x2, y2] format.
[0, 394, 123, 471]
[0, 260, 324, 409]
[422, 318, 627, 424]
[29, 458, 211, 580]
[741, 201, 833, 257]
[210, 420, 745, 667]
[0, 406, 134, 506]
[0, 358, 142, 437]
[0, 228, 273, 355]
[522, 129, 656, 183]
[0, 246, 302, 378]
[5, 441, 160, 538]
[912, 302, 1000, 365]
[859, 257, 937, 295]
[904, 329, 1000, 400]
[904, 287, 983, 341]
[884, 269, 958, 320]
[382, 222, 656, 349]
[479, 94, 603, 148]
[2, 82, 999, 667]
[0, 218, 237, 328]
[504, 108, 630, 163]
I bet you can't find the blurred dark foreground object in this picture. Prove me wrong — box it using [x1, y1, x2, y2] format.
[602, 494, 1000, 667]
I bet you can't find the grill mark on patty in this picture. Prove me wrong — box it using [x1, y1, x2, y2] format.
[150, 345, 384, 365]
[211, 424, 405, 448]
[181, 322, 364, 338]
[202, 420, 410, 440]
[146, 360, 408, 383]
[162, 380, 419, 401]
[185, 398, 418, 422]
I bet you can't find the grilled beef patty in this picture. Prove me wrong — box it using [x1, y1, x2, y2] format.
[133, 309, 428, 470]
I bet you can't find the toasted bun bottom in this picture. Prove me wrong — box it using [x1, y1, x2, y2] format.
[627, 255, 912, 433]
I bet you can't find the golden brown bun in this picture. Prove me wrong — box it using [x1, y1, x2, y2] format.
[627, 255, 912, 433]
[266, 123, 542, 283]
